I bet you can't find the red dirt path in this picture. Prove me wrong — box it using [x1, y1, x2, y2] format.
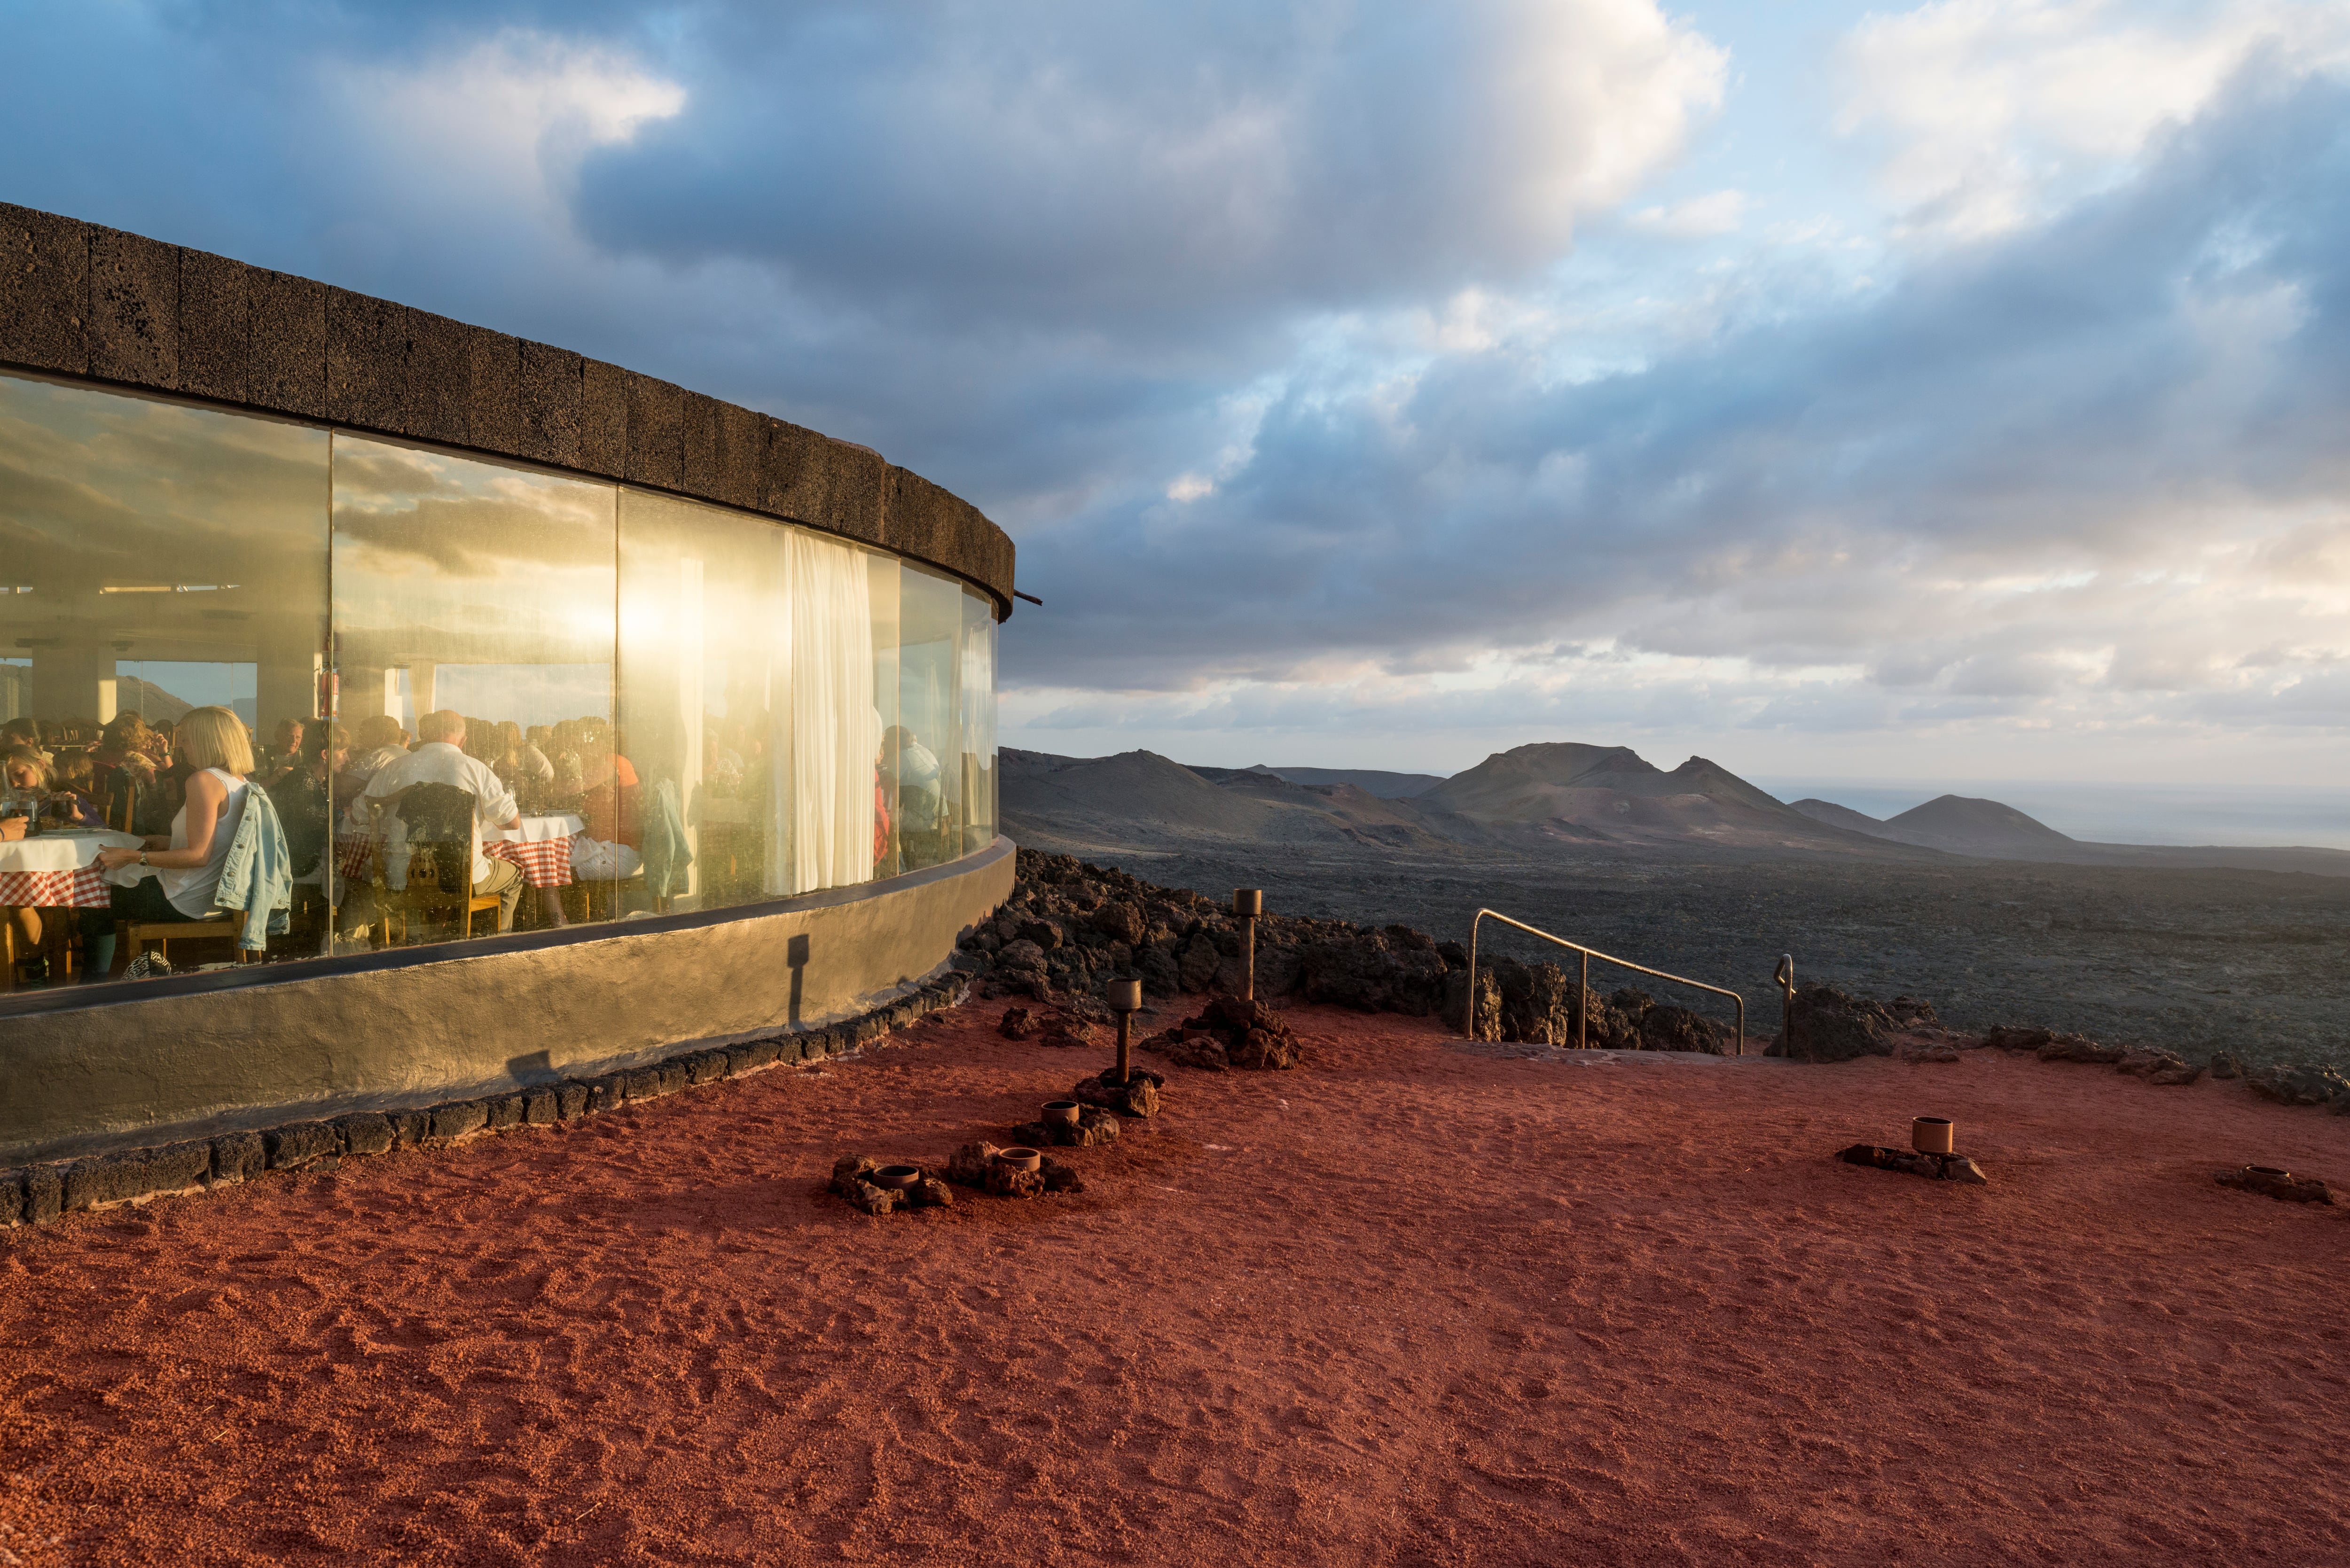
[3, 1003, 2347, 1566]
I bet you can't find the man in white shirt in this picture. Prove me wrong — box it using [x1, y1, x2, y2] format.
[354, 709, 526, 930]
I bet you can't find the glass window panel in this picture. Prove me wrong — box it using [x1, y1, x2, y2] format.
[0, 369, 329, 985]
[961, 589, 997, 853]
[618, 489, 790, 913]
[868, 556, 902, 879]
[784, 530, 887, 893]
[895, 565, 963, 872]
[329, 434, 617, 951]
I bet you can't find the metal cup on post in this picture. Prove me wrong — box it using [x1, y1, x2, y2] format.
[1232, 889, 1262, 1001]
[1108, 978, 1143, 1085]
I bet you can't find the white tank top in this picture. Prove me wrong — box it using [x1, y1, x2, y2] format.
[160, 767, 250, 918]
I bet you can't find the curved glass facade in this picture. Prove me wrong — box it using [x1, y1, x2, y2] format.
[0, 368, 998, 988]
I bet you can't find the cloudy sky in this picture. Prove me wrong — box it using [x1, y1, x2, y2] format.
[7, 0, 2349, 794]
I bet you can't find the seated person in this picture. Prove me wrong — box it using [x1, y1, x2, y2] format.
[573, 727, 643, 888]
[0, 716, 46, 761]
[256, 718, 306, 786]
[86, 706, 282, 978]
[348, 709, 531, 932]
[0, 748, 100, 974]
[341, 714, 410, 793]
[88, 712, 161, 831]
[266, 719, 345, 883]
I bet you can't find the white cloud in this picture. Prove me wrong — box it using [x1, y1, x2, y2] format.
[1839, 0, 2350, 241]
[1626, 189, 1750, 237]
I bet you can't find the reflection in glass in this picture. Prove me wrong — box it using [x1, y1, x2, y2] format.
[329, 435, 617, 949]
[961, 588, 997, 853]
[896, 566, 963, 871]
[618, 490, 789, 912]
[0, 370, 328, 983]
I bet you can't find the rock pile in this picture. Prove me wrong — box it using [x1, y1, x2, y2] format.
[1009, 1106, 1123, 1150]
[2241, 1062, 2350, 1108]
[960, 850, 1461, 1018]
[942, 1141, 1085, 1198]
[1144, 995, 1303, 1072]
[1072, 1067, 1163, 1118]
[997, 1004, 1099, 1048]
[1834, 1143, 1991, 1185]
[2215, 1165, 2335, 1204]
[829, 1154, 955, 1216]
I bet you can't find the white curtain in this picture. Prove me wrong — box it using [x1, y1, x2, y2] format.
[787, 530, 880, 892]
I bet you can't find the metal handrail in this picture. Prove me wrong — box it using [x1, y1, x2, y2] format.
[1465, 908, 1747, 1056]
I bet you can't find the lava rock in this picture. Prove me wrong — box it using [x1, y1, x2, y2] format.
[210, 1131, 266, 1185]
[1073, 1068, 1164, 1118]
[2209, 1052, 2244, 1080]
[944, 1142, 1001, 1187]
[336, 1113, 396, 1157]
[996, 938, 1047, 975]
[1040, 1155, 1086, 1194]
[1834, 1143, 1991, 1184]
[2216, 1166, 2335, 1204]
[2244, 1063, 2350, 1107]
[267, 1121, 340, 1170]
[1771, 987, 1903, 1063]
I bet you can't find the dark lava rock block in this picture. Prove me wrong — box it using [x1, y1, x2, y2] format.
[2216, 1166, 2335, 1204]
[555, 1082, 592, 1120]
[2209, 1052, 2244, 1080]
[336, 1113, 396, 1157]
[389, 1109, 430, 1147]
[523, 1089, 559, 1126]
[211, 1131, 266, 1184]
[429, 1101, 488, 1144]
[485, 1094, 527, 1130]
[23, 1166, 61, 1225]
[267, 1121, 339, 1170]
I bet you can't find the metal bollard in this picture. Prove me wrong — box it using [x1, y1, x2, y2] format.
[1108, 978, 1142, 1084]
[1232, 889, 1262, 1001]
[1775, 954, 1796, 1055]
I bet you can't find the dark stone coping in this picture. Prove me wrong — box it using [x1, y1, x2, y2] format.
[0, 971, 975, 1227]
[0, 203, 1016, 616]
[0, 834, 1011, 1024]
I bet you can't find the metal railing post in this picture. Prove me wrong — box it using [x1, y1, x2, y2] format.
[1464, 908, 1749, 1056]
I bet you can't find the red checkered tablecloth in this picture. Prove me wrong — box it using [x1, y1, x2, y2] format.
[0, 864, 111, 910]
[485, 834, 579, 890]
[337, 816, 585, 891]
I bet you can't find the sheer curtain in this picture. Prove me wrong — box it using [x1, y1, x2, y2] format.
[787, 530, 881, 892]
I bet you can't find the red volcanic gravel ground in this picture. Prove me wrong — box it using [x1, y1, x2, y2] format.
[3, 1003, 2349, 1566]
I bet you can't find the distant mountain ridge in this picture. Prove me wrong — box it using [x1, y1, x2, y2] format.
[1000, 740, 2350, 875]
[1790, 792, 2350, 876]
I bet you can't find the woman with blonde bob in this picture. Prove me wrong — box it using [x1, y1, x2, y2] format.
[86, 706, 258, 978]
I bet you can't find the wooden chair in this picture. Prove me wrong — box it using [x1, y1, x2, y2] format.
[389, 783, 501, 939]
[121, 905, 250, 966]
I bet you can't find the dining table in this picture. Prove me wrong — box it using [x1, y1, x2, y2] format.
[0, 826, 145, 910]
[0, 826, 144, 990]
[484, 813, 587, 890]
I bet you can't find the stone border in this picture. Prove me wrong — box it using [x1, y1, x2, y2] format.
[0, 973, 973, 1229]
[0, 203, 1015, 614]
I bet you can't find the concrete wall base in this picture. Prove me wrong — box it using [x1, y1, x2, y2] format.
[0, 970, 979, 1227]
[0, 838, 1014, 1167]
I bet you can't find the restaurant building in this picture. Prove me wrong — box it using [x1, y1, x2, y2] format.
[0, 204, 1016, 1168]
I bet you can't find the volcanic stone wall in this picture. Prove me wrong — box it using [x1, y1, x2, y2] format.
[0, 202, 1015, 612]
